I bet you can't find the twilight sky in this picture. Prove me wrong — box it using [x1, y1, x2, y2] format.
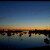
[0, 1, 50, 30]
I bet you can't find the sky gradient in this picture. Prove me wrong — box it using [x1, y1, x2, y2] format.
[0, 1, 50, 30]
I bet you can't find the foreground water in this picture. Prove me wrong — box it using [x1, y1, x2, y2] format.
[0, 31, 50, 49]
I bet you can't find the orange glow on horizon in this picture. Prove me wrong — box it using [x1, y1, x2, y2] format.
[0, 24, 50, 30]
[0, 25, 50, 30]
[0, 27, 50, 30]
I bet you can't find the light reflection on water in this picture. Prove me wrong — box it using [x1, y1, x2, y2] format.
[0, 31, 50, 49]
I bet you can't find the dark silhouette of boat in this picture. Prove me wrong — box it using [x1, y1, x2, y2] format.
[7, 32, 11, 36]
[29, 33, 31, 37]
[44, 38, 49, 44]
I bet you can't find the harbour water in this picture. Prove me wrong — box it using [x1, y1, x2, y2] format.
[0, 31, 50, 49]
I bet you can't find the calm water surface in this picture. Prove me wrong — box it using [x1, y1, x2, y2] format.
[0, 31, 50, 49]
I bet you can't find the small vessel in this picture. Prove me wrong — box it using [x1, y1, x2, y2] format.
[44, 38, 49, 44]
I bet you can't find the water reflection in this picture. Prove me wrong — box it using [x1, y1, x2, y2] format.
[0, 31, 50, 49]
[19, 33, 23, 37]
[0, 31, 50, 41]
[29, 33, 31, 37]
